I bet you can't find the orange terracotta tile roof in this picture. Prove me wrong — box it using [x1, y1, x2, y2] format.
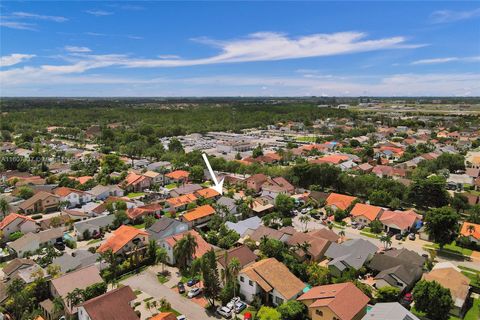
[350, 203, 383, 221]
[460, 222, 480, 240]
[297, 282, 369, 320]
[75, 176, 93, 184]
[0, 213, 35, 230]
[53, 186, 84, 197]
[310, 155, 349, 165]
[150, 312, 177, 320]
[182, 204, 215, 222]
[326, 193, 358, 210]
[166, 193, 197, 208]
[195, 188, 220, 199]
[126, 203, 163, 220]
[164, 230, 212, 259]
[124, 172, 147, 186]
[165, 170, 189, 180]
[379, 210, 419, 231]
[97, 225, 148, 254]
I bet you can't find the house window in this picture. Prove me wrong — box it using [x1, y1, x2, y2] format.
[275, 296, 283, 305]
[333, 317, 339, 320]
[315, 310, 323, 316]
[240, 276, 244, 282]
[249, 280, 253, 286]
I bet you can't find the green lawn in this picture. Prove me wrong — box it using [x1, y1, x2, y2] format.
[295, 136, 317, 142]
[449, 299, 480, 320]
[133, 222, 146, 229]
[127, 192, 145, 198]
[201, 181, 212, 187]
[157, 274, 169, 284]
[165, 183, 177, 189]
[424, 241, 473, 256]
[463, 299, 480, 320]
[87, 238, 102, 245]
[360, 231, 380, 239]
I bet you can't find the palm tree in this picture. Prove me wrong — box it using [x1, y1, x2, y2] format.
[98, 249, 118, 285]
[147, 239, 158, 262]
[52, 297, 64, 316]
[0, 197, 10, 218]
[467, 224, 476, 235]
[380, 235, 392, 249]
[339, 230, 346, 242]
[155, 247, 168, 272]
[173, 233, 198, 271]
[299, 214, 311, 232]
[294, 241, 312, 260]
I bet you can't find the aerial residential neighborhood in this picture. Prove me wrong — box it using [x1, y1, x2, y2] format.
[1, 1, 480, 320]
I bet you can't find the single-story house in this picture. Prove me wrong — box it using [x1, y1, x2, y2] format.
[147, 217, 189, 242]
[324, 239, 378, 277]
[97, 225, 149, 255]
[73, 215, 115, 240]
[350, 203, 383, 225]
[180, 204, 216, 228]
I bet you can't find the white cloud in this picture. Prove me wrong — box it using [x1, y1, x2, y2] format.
[64, 46, 92, 53]
[430, 8, 480, 23]
[11, 11, 68, 22]
[0, 53, 36, 67]
[411, 56, 480, 65]
[85, 10, 114, 16]
[0, 21, 37, 31]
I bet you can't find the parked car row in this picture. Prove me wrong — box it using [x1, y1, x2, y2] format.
[217, 297, 247, 318]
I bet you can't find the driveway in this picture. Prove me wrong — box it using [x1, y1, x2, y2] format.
[121, 267, 219, 320]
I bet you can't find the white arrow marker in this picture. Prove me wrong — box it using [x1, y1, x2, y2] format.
[202, 153, 224, 195]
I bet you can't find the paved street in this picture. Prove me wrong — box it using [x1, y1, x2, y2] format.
[121, 266, 219, 320]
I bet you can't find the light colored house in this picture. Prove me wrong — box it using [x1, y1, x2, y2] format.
[297, 282, 369, 320]
[325, 193, 358, 211]
[9, 228, 64, 257]
[53, 187, 93, 208]
[422, 263, 471, 318]
[350, 203, 383, 225]
[77, 285, 138, 320]
[147, 217, 188, 242]
[238, 257, 305, 305]
[143, 170, 163, 185]
[379, 209, 420, 234]
[180, 204, 215, 228]
[18, 191, 60, 214]
[164, 170, 189, 184]
[0, 213, 37, 238]
[165, 193, 197, 212]
[88, 185, 124, 200]
[260, 177, 295, 199]
[362, 302, 420, 320]
[159, 230, 212, 265]
[50, 265, 104, 315]
[73, 214, 115, 240]
[97, 225, 149, 255]
[216, 245, 257, 283]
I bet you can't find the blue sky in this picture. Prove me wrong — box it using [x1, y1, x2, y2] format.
[1, 1, 479, 96]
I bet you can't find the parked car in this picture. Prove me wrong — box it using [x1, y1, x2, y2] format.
[408, 233, 416, 240]
[358, 224, 365, 230]
[177, 282, 186, 294]
[395, 233, 403, 240]
[187, 287, 202, 298]
[217, 306, 232, 318]
[54, 241, 65, 251]
[176, 316, 187, 320]
[234, 301, 247, 313]
[187, 278, 199, 286]
[401, 292, 413, 307]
